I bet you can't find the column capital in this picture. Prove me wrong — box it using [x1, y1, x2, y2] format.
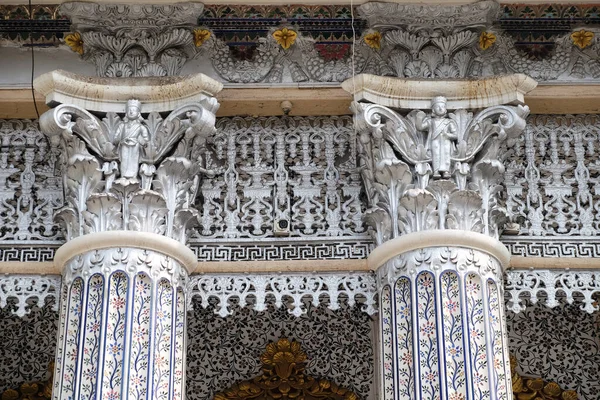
[35, 70, 222, 244]
[343, 74, 537, 246]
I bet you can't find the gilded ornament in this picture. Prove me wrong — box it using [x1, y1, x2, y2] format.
[364, 31, 382, 49]
[193, 28, 212, 47]
[215, 338, 358, 400]
[511, 356, 578, 400]
[479, 31, 496, 50]
[571, 30, 594, 49]
[1, 363, 53, 400]
[64, 32, 84, 55]
[273, 28, 297, 50]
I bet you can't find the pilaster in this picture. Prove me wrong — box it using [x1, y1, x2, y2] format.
[344, 73, 536, 400]
[34, 70, 222, 400]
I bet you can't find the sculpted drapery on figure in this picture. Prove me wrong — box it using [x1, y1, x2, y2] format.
[416, 96, 458, 179]
[114, 99, 150, 179]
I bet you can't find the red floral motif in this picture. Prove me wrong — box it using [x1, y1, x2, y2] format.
[111, 297, 126, 308]
[314, 43, 350, 61]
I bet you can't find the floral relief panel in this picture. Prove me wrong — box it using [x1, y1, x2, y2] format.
[506, 298, 600, 400]
[186, 298, 375, 400]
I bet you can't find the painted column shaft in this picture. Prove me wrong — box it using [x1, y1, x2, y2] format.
[53, 247, 187, 400]
[378, 244, 511, 400]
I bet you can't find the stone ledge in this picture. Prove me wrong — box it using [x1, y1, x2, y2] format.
[342, 73, 538, 110]
[2, 256, 600, 275]
[33, 69, 223, 113]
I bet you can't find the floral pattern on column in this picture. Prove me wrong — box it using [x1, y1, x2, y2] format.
[465, 273, 488, 400]
[378, 247, 507, 400]
[416, 272, 439, 399]
[102, 272, 128, 400]
[51, 285, 69, 400]
[59, 278, 84, 400]
[379, 285, 394, 400]
[55, 249, 187, 400]
[440, 271, 465, 399]
[79, 274, 104, 400]
[394, 278, 413, 399]
[129, 274, 152, 400]
[153, 279, 174, 400]
[487, 280, 511, 400]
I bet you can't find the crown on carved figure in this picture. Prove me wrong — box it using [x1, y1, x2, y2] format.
[431, 96, 447, 106]
[127, 99, 142, 110]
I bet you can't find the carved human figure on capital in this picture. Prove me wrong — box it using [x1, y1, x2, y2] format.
[114, 99, 150, 180]
[416, 96, 458, 179]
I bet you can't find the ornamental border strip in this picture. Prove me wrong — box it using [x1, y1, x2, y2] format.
[5, 236, 600, 262]
[505, 269, 600, 314]
[1, 269, 599, 317]
[187, 272, 378, 317]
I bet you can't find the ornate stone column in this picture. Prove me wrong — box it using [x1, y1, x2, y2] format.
[343, 74, 537, 400]
[34, 70, 222, 400]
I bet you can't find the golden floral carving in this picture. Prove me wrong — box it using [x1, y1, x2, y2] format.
[64, 32, 84, 55]
[479, 31, 496, 50]
[511, 356, 578, 400]
[1, 363, 53, 400]
[364, 31, 382, 50]
[193, 28, 212, 47]
[215, 338, 358, 400]
[571, 30, 594, 49]
[273, 28, 297, 50]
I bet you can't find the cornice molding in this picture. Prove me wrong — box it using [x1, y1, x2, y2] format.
[34, 69, 223, 113]
[342, 73, 538, 110]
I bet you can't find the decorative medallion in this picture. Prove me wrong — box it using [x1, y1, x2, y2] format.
[363, 31, 382, 50]
[214, 339, 358, 400]
[571, 29, 594, 49]
[273, 28, 297, 50]
[479, 31, 496, 50]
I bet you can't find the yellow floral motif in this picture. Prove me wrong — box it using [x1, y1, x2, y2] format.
[571, 29, 594, 49]
[364, 31, 382, 49]
[479, 31, 496, 50]
[64, 32, 84, 55]
[193, 28, 211, 47]
[273, 28, 297, 50]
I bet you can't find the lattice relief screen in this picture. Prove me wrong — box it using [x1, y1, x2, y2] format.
[5, 115, 600, 244]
